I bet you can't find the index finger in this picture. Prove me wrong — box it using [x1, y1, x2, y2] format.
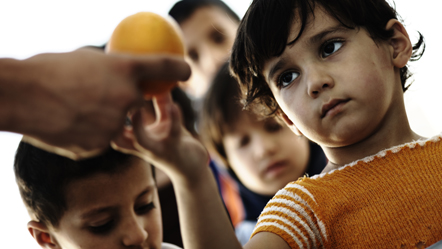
[131, 55, 191, 82]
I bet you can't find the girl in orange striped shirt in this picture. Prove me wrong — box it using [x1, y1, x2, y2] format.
[115, 0, 442, 248]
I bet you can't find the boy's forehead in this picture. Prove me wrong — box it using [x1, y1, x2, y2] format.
[64, 160, 155, 212]
[224, 111, 270, 134]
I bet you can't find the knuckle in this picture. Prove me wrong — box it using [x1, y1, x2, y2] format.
[158, 56, 175, 69]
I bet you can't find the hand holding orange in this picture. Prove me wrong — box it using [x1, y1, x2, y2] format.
[106, 12, 185, 97]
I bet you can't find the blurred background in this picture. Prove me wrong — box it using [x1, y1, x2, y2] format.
[0, 0, 440, 247]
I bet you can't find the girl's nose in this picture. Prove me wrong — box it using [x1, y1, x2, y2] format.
[305, 66, 334, 98]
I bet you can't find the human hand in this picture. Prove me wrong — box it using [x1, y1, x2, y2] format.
[3, 48, 190, 160]
[112, 94, 209, 183]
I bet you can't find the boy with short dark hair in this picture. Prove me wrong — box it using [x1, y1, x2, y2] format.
[14, 141, 180, 249]
[114, 0, 442, 248]
[199, 62, 326, 244]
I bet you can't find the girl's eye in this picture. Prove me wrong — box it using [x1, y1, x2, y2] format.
[322, 40, 343, 57]
[89, 220, 114, 234]
[136, 202, 155, 215]
[278, 71, 299, 88]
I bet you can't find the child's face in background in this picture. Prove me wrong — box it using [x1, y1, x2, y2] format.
[223, 113, 310, 195]
[179, 6, 238, 99]
[49, 159, 162, 249]
[263, 7, 401, 148]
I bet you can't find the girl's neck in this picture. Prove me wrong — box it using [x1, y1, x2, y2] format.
[321, 115, 424, 173]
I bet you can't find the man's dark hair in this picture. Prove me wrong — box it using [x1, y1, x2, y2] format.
[14, 142, 151, 228]
[230, 0, 425, 116]
[169, 0, 240, 24]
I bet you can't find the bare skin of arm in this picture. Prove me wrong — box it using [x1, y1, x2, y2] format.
[0, 48, 190, 160]
[113, 95, 291, 249]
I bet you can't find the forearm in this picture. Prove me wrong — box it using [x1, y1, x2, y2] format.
[0, 58, 33, 133]
[115, 97, 241, 248]
[0, 56, 64, 137]
[170, 165, 242, 249]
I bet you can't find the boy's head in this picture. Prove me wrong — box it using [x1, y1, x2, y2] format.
[169, 0, 240, 99]
[230, 0, 425, 117]
[14, 142, 162, 249]
[200, 63, 311, 195]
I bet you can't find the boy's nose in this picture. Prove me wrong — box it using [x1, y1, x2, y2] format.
[305, 66, 334, 98]
[253, 134, 277, 158]
[121, 215, 148, 246]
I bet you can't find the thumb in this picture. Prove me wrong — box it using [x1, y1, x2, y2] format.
[131, 109, 154, 150]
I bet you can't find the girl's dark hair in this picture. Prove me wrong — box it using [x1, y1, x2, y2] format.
[169, 0, 240, 24]
[199, 62, 244, 167]
[14, 142, 152, 228]
[230, 0, 425, 116]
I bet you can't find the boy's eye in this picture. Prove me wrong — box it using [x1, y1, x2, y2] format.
[89, 220, 115, 234]
[136, 202, 155, 215]
[264, 121, 283, 133]
[278, 71, 299, 88]
[188, 49, 199, 62]
[322, 40, 344, 57]
[210, 29, 225, 45]
[239, 135, 250, 148]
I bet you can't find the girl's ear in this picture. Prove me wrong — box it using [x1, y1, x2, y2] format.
[277, 111, 303, 136]
[385, 19, 412, 68]
[27, 221, 60, 249]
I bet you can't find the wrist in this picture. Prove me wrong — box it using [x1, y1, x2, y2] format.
[168, 153, 212, 188]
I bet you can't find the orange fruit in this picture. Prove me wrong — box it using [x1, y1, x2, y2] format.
[106, 12, 185, 97]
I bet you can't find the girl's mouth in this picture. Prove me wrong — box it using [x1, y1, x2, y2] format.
[321, 99, 350, 118]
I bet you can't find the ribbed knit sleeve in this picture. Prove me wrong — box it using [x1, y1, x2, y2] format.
[251, 182, 327, 248]
[251, 134, 442, 249]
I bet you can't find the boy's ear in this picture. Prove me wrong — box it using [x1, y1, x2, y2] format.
[277, 111, 303, 136]
[27, 221, 60, 249]
[385, 19, 412, 68]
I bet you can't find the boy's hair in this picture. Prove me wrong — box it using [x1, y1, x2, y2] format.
[171, 87, 198, 137]
[230, 0, 425, 116]
[169, 0, 240, 24]
[14, 142, 153, 228]
[199, 62, 249, 167]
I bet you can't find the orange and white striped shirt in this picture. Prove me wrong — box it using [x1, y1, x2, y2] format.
[252, 134, 442, 248]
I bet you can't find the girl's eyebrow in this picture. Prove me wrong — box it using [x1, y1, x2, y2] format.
[306, 24, 348, 45]
[267, 57, 289, 83]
